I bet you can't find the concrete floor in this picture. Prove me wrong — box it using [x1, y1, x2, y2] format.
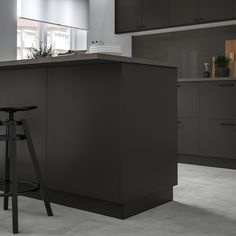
[0, 163, 235, 235]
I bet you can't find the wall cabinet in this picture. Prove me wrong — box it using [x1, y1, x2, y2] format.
[169, 0, 198, 26]
[170, 0, 233, 27]
[115, 0, 142, 33]
[198, 0, 232, 23]
[116, 0, 234, 33]
[115, 0, 168, 33]
[233, 1, 236, 17]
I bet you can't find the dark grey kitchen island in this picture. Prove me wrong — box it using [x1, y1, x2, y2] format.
[0, 53, 177, 219]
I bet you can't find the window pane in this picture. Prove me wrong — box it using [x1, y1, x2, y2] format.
[47, 24, 71, 54]
[17, 17, 39, 59]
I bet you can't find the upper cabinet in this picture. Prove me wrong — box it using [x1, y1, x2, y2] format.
[169, 0, 233, 27]
[115, 0, 142, 33]
[234, 0, 236, 17]
[116, 0, 235, 34]
[169, 0, 198, 26]
[142, 0, 169, 30]
[115, 0, 168, 33]
[198, 0, 232, 23]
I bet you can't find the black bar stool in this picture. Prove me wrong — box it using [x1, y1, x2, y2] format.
[0, 106, 53, 234]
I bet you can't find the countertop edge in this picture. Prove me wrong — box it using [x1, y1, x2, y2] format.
[0, 53, 178, 69]
[178, 77, 236, 82]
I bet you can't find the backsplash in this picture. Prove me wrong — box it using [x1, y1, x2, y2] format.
[132, 25, 236, 78]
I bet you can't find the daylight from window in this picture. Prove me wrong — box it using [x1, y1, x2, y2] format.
[17, 1, 87, 59]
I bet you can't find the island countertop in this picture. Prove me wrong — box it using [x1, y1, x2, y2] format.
[0, 53, 177, 69]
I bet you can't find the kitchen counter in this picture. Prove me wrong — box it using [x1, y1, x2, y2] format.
[0, 54, 177, 219]
[178, 77, 236, 82]
[0, 53, 177, 69]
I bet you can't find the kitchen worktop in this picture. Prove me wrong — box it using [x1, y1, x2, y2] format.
[0, 53, 177, 69]
[178, 77, 236, 82]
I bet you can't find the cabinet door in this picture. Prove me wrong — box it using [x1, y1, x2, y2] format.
[178, 118, 199, 155]
[115, 0, 142, 33]
[198, 0, 233, 22]
[200, 119, 236, 159]
[177, 82, 199, 118]
[200, 81, 236, 119]
[142, 0, 168, 30]
[233, 0, 236, 17]
[169, 0, 198, 26]
[0, 69, 47, 183]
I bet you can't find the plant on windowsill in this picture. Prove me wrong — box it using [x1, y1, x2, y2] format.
[27, 41, 54, 59]
[215, 56, 230, 77]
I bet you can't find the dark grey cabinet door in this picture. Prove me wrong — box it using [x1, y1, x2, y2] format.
[200, 81, 236, 119]
[142, 0, 168, 29]
[233, 0, 236, 17]
[200, 119, 236, 159]
[178, 118, 199, 155]
[169, 0, 198, 26]
[0, 69, 47, 183]
[198, 0, 233, 22]
[115, 0, 142, 33]
[177, 82, 199, 118]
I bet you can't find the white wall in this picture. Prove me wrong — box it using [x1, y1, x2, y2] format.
[88, 0, 132, 57]
[0, 0, 17, 61]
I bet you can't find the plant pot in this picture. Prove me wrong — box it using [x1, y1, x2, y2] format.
[216, 67, 230, 77]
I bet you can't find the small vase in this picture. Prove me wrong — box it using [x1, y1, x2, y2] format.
[216, 67, 229, 77]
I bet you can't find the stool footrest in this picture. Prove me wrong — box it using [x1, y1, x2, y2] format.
[0, 180, 40, 197]
[0, 134, 26, 141]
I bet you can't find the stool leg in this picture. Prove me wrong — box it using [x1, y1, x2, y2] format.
[9, 121, 19, 234]
[4, 124, 10, 210]
[22, 120, 53, 217]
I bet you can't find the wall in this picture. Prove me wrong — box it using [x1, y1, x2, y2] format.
[88, 0, 132, 57]
[133, 25, 236, 78]
[0, 0, 17, 61]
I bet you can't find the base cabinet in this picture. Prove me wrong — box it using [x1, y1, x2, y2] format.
[178, 118, 199, 155]
[200, 119, 236, 159]
[178, 80, 236, 166]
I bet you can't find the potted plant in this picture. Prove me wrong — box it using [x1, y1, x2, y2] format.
[215, 56, 230, 77]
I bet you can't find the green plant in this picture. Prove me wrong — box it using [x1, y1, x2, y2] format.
[27, 41, 54, 59]
[215, 56, 230, 68]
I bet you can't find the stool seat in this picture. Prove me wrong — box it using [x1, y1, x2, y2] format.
[0, 106, 37, 113]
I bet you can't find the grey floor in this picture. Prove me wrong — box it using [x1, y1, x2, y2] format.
[0, 163, 235, 235]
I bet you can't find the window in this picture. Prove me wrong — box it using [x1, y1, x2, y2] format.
[17, 18, 39, 59]
[17, 18, 87, 59]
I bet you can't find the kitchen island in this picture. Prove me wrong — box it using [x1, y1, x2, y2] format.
[0, 54, 177, 219]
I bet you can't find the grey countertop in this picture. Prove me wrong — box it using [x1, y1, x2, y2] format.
[178, 77, 236, 82]
[0, 53, 177, 69]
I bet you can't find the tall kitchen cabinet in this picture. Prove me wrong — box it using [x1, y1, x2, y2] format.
[178, 79, 236, 169]
[169, 0, 233, 27]
[115, 0, 168, 33]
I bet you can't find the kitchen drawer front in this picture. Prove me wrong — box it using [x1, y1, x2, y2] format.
[200, 81, 236, 119]
[178, 82, 199, 118]
[200, 119, 236, 159]
[178, 118, 199, 155]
